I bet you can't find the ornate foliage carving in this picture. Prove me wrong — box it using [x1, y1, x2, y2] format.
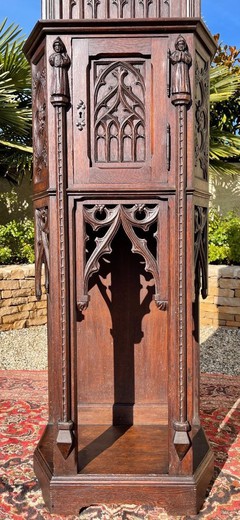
[194, 206, 208, 299]
[77, 204, 167, 312]
[170, 35, 192, 106]
[76, 100, 86, 131]
[35, 207, 49, 300]
[49, 37, 71, 104]
[93, 61, 146, 163]
[195, 60, 209, 180]
[32, 68, 47, 181]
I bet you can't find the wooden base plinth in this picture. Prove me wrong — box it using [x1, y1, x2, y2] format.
[34, 424, 214, 516]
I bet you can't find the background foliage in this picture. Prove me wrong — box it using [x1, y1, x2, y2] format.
[208, 209, 240, 265]
[0, 19, 32, 183]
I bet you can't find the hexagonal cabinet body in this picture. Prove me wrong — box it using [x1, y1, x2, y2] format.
[24, 0, 216, 515]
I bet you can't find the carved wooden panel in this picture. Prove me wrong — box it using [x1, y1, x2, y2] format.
[195, 56, 209, 180]
[32, 56, 48, 189]
[72, 36, 169, 186]
[92, 60, 146, 164]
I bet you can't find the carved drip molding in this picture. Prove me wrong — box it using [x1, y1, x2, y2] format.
[194, 206, 208, 299]
[77, 203, 167, 312]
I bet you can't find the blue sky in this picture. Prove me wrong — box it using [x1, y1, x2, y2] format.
[0, 1, 239, 48]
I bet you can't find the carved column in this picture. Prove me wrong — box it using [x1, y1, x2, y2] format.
[170, 35, 192, 460]
[49, 37, 74, 459]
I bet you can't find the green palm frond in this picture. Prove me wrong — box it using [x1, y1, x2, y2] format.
[0, 139, 32, 153]
[0, 19, 32, 181]
[209, 62, 240, 176]
[210, 66, 240, 103]
[210, 129, 240, 160]
[209, 160, 240, 177]
[0, 19, 23, 52]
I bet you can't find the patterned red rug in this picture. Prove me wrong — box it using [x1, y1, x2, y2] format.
[0, 371, 239, 520]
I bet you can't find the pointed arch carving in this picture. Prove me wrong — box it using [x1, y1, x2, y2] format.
[77, 204, 167, 312]
[93, 60, 146, 163]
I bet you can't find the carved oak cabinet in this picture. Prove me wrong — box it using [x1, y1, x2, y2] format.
[24, 0, 216, 515]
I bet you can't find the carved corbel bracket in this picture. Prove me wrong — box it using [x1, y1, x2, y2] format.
[77, 203, 168, 313]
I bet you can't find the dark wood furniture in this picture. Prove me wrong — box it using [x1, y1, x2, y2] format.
[24, 1, 216, 515]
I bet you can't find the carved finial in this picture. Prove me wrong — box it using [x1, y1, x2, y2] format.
[57, 421, 74, 459]
[153, 295, 168, 310]
[170, 35, 192, 106]
[49, 37, 71, 105]
[173, 421, 191, 460]
[77, 295, 90, 312]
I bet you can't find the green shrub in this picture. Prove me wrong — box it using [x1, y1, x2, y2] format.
[209, 209, 240, 264]
[0, 218, 34, 264]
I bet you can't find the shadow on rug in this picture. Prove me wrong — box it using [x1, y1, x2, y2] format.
[0, 371, 239, 520]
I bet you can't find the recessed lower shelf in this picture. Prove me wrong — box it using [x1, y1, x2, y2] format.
[78, 425, 169, 474]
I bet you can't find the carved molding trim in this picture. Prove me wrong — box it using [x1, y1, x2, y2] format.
[194, 206, 208, 299]
[42, 0, 200, 19]
[195, 60, 209, 180]
[35, 207, 49, 300]
[166, 122, 171, 171]
[77, 204, 167, 312]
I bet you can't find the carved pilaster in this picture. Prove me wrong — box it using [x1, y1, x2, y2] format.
[171, 35, 192, 461]
[49, 38, 74, 459]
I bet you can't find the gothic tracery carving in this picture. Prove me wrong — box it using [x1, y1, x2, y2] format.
[77, 204, 167, 312]
[93, 61, 146, 163]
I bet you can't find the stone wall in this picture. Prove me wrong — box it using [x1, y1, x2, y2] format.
[1, 264, 240, 331]
[0, 265, 47, 332]
[200, 265, 240, 328]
